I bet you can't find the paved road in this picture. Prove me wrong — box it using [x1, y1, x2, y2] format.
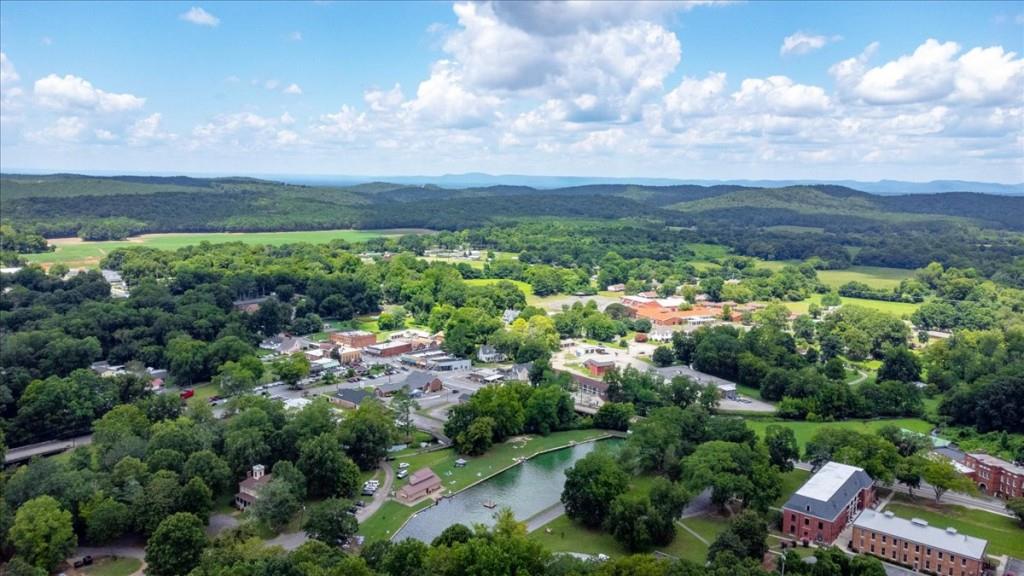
[5, 434, 93, 464]
[358, 461, 395, 522]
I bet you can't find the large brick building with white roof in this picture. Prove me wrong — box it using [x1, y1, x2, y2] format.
[782, 461, 875, 544]
[852, 510, 987, 576]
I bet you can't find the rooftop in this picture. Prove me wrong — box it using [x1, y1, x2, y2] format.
[968, 453, 1024, 475]
[854, 510, 988, 560]
[784, 461, 874, 521]
[796, 461, 864, 501]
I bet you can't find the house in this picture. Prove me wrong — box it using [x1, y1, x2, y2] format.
[89, 361, 126, 377]
[717, 382, 737, 400]
[376, 371, 443, 397]
[334, 388, 373, 409]
[502, 309, 521, 324]
[962, 453, 1024, 499]
[584, 358, 615, 377]
[330, 330, 377, 348]
[100, 269, 129, 298]
[477, 345, 507, 363]
[235, 464, 273, 509]
[502, 362, 533, 382]
[363, 340, 413, 357]
[397, 467, 443, 502]
[781, 461, 875, 544]
[259, 335, 312, 355]
[851, 510, 987, 576]
[606, 283, 625, 292]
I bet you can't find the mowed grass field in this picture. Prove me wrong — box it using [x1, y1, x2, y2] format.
[784, 293, 923, 317]
[23, 228, 423, 268]
[745, 418, 932, 450]
[463, 278, 535, 296]
[885, 495, 1024, 557]
[816, 266, 915, 290]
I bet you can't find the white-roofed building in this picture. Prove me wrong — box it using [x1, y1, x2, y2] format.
[852, 509, 987, 575]
[782, 461, 875, 544]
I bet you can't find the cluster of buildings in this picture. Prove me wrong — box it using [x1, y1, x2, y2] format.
[619, 295, 762, 328]
[100, 269, 129, 298]
[782, 461, 992, 576]
[89, 361, 168, 389]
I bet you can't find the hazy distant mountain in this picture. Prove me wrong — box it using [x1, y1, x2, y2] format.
[276, 173, 1024, 195]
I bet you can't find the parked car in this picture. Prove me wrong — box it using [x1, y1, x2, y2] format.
[397, 469, 408, 479]
[398, 462, 410, 469]
[179, 389, 195, 400]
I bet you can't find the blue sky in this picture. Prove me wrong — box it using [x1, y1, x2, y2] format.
[1, 1, 1022, 181]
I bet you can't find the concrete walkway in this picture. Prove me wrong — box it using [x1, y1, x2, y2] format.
[675, 520, 710, 545]
[525, 503, 566, 532]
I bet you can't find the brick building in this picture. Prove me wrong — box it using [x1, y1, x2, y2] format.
[851, 510, 987, 576]
[782, 461, 875, 544]
[584, 358, 615, 377]
[235, 464, 272, 509]
[963, 453, 1024, 499]
[330, 330, 377, 348]
[363, 340, 413, 357]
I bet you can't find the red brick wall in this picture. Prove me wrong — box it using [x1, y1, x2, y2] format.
[964, 455, 1024, 499]
[781, 486, 875, 545]
[851, 526, 983, 576]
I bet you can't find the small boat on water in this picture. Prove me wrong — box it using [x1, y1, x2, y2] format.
[482, 499, 497, 509]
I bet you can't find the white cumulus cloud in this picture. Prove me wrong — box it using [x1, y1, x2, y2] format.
[180, 6, 219, 27]
[780, 32, 839, 56]
[34, 74, 145, 112]
[283, 83, 303, 95]
[732, 76, 830, 116]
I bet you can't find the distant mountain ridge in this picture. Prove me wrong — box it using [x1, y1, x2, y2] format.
[279, 173, 1024, 196]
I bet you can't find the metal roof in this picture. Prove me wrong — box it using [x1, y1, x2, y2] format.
[854, 510, 988, 560]
[783, 461, 874, 521]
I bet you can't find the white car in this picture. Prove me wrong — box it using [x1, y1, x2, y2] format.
[398, 462, 410, 469]
[397, 469, 408, 479]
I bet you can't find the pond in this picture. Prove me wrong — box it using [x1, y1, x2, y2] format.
[393, 438, 623, 543]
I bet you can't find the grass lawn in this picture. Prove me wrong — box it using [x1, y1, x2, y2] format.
[528, 514, 710, 563]
[82, 557, 142, 576]
[744, 418, 933, 450]
[358, 499, 433, 542]
[783, 294, 923, 317]
[774, 468, 812, 506]
[737, 384, 765, 401]
[678, 514, 732, 543]
[686, 243, 731, 260]
[390, 429, 612, 496]
[23, 228, 416, 268]
[464, 278, 535, 296]
[885, 495, 1024, 558]
[816, 266, 915, 290]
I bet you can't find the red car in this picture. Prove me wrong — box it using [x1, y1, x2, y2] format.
[179, 389, 195, 400]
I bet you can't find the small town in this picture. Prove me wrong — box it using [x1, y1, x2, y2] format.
[1, 1, 1022, 575]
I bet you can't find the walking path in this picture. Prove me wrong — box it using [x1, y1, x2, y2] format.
[525, 503, 565, 532]
[674, 520, 710, 545]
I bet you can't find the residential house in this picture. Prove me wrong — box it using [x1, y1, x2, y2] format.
[376, 371, 443, 397]
[330, 330, 377, 348]
[962, 453, 1024, 499]
[851, 510, 987, 576]
[334, 388, 373, 409]
[502, 309, 521, 324]
[235, 464, 273, 509]
[782, 461, 875, 544]
[259, 335, 312, 355]
[397, 467, 443, 502]
[477, 345, 507, 363]
[502, 362, 533, 382]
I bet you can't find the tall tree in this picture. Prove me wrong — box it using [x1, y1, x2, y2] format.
[561, 451, 630, 528]
[9, 496, 77, 572]
[145, 513, 207, 576]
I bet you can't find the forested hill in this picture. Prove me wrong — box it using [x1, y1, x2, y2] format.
[2, 173, 1023, 238]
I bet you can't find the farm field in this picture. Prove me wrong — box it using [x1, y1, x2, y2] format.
[745, 418, 932, 450]
[816, 266, 915, 290]
[884, 495, 1024, 558]
[783, 293, 923, 317]
[22, 228, 423, 268]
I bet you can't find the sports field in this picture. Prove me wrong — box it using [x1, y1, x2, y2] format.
[23, 228, 425, 268]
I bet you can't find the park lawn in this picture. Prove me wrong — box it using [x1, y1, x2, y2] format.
[816, 266, 915, 290]
[23, 229, 415, 268]
[783, 294, 923, 317]
[464, 278, 535, 297]
[744, 418, 932, 450]
[528, 514, 710, 563]
[391, 429, 612, 496]
[678, 514, 732, 544]
[359, 499, 433, 542]
[774, 468, 812, 506]
[188, 382, 220, 401]
[82, 557, 143, 576]
[885, 495, 1024, 558]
